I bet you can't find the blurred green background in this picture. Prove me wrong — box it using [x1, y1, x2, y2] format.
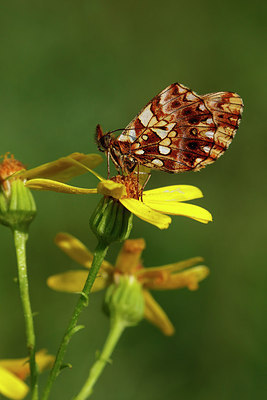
[0, 0, 266, 399]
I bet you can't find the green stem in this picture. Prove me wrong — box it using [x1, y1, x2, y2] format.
[74, 318, 125, 400]
[13, 229, 38, 400]
[41, 241, 108, 400]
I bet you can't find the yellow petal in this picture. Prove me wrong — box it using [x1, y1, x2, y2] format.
[143, 185, 203, 202]
[55, 233, 94, 268]
[35, 350, 54, 373]
[47, 270, 110, 293]
[19, 153, 103, 182]
[115, 239, 146, 273]
[54, 233, 113, 271]
[143, 256, 204, 273]
[143, 290, 175, 336]
[97, 180, 127, 199]
[172, 266, 209, 291]
[143, 200, 212, 224]
[25, 178, 98, 194]
[0, 350, 54, 381]
[120, 198, 171, 229]
[0, 366, 29, 399]
[143, 266, 210, 291]
[65, 157, 104, 182]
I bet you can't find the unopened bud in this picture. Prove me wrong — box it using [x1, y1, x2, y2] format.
[104, 275, 144, 327]
[90, 196, 133, 246]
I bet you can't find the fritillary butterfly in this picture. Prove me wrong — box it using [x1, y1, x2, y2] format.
[96, 82, 243, 174]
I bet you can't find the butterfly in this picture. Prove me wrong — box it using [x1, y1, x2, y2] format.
[96, 82, 243, 175]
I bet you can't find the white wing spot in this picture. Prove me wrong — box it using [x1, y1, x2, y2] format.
[186, 92, 198, 101]
[118, 128, 136, 143]
[177, 85, 187, 93]
[199, 103, 206, 111]
[148, 116, 158, 127]
[203, 146, 211, 153]
[135, 149, 145, 155]
[160, 138, 171, 146]
[156, 120, 168, 127]
[139, 104, 154, 126]
[151, 122, 176, 139]
[205, 130, 214, 139]
[159, 146, 171, 155]
[151, 128, 168, 139]
[152, 159, 164, 167]
[206, 118, 213, 125]
[142, 134, 148, 140]
[168, 130, 176, 138]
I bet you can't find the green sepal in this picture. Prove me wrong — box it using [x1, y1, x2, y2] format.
[0, 179, 36, 230]
[90, 196, 133, 246]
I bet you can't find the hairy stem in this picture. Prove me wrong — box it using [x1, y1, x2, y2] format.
[41, 241, 108, 400]
[13, 229, 38, 400]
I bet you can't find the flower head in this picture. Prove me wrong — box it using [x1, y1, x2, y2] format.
[0, 153, 25, 192]
[0, 154, 36, 230]
[0, 350, 54, 400]
[25, 155, 212, 229]
[47, 233, 209, 335]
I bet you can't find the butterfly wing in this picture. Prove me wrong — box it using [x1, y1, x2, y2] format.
[118, 83, 243, 172]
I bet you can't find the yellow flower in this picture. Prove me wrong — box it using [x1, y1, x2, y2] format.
[47, 233, 209, 335]
[24, 155, 212, 229]
[0, 350, 54, 400]
[0, 152, 103, 229]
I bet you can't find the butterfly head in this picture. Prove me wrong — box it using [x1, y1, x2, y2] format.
[96, 124, 136, 173]
[96, 124, 122, 166]
[96, 124, 111, 152]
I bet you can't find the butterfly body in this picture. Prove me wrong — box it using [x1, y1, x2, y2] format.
[96, 83, 243, 174]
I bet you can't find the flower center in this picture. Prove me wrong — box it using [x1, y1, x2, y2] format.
[0, 153, 25, 183]
[111, 173, 140, 199]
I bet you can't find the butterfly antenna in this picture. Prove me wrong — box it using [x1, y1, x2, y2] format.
[109, 126, 145, 143]
[110, 126, 146, 133]
[108, 128, 126, 134]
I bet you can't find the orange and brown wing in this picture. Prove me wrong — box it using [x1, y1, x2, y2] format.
[118, 83, 243, 173]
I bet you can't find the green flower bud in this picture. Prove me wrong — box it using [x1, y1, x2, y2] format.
[0, 179, 36, 231]
[104, 275, 144, 327]
[90, 196, 133, 246]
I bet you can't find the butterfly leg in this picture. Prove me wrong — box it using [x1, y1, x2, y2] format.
[136, 161, 140, 198]
[107, 151, 110, 179]
[140, 173, 151, 201]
